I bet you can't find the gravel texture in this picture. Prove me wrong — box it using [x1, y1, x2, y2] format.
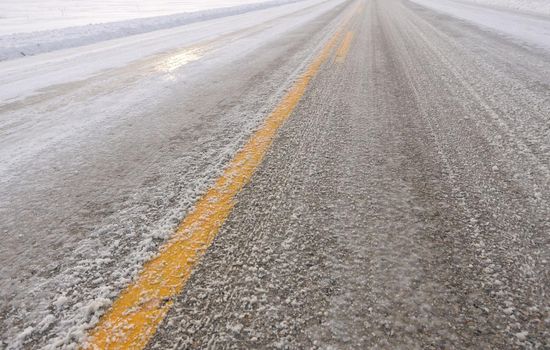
[148, 0, 550, 348]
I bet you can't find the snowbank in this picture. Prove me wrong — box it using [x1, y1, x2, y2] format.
[0, 0, 291, 34]
[461, 0, 550, 16]
[0, 0, 300, 61]
[411, 0, 550, 51]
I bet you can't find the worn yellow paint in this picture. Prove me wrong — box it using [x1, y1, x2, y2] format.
[82, 23, 346, 350]
[335, 31, 354, 63]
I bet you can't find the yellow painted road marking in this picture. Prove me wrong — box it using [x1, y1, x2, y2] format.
[335, 31, 354, 63]
[83, 23, 346, 350]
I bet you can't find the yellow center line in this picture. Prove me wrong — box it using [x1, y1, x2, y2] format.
[82, 16, 351, 350]
[335, 31, 354, 63]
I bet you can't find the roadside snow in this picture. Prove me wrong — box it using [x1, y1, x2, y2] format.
[0, 0, 322, 103]
[460, 0, 550, 16]
[0, 0, 291, 34]
[0, 0, 300, 61]
[410, 0, 550, 51]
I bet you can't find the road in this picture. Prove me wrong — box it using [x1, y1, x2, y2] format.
[1, 0, 549, 348]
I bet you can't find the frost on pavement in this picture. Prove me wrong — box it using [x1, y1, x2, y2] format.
[2, 0, 549, 348]
[0, 0, 342, 348]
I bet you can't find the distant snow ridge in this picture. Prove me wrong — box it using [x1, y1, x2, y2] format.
[0, 0, 300, 61]
[463, 0, 550, 16]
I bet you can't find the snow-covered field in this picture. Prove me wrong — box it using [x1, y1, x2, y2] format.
[0, 0, 298, 61]
[411, 0, 550, 51]
[462, 0, 550, 16]
[0, 0, 278, 34]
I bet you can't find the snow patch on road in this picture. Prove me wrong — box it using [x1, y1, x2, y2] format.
[0, 0, 344, 347]
[0, 0, 300, 61]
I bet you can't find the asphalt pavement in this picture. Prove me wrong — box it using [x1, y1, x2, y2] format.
[149, 0, 550, 348]
[1, 0, 549, 348]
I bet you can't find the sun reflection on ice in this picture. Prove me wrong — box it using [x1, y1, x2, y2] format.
[156, 48, 203, 73]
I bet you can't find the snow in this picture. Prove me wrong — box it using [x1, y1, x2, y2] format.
[0, 0, 288, 34]
[0, 0, 345, 348]
[410, 0, 550, 51]
[0, 0, 299, 61]
[461, 0, 550, 16]
[0, 0, 312, 103]
[11, 327, 34, 349]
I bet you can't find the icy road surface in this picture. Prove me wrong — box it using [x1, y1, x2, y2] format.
[1, 0, 550, 348]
